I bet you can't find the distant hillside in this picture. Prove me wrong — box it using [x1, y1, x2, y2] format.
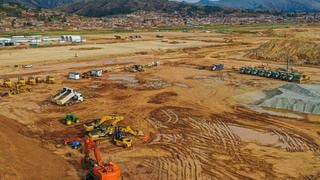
[0, 3, 30, 17]
[0, 0, 81, 8]
[198, 0, 320, 12]
[62, 0, 223, 17]
[247, 39, 320, 65]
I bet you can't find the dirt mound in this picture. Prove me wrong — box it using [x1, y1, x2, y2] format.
[247, 38, 320, 65]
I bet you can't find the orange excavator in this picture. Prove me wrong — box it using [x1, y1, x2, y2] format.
[64, 136, 121, 180]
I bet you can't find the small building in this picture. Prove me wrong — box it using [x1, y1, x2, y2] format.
[91, 69, 103, 77]
[0, 38, 14, 46]
[61, 35, 83, 43]
[68, 72, 81, 80]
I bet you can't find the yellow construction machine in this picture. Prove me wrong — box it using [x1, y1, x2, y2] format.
[9, 84, 32, 95]
[1, 79, 14, 88]
[27, 77, 36, 85]
[16, 77, 26, 85]
[84, 115, 124, 132]
[112, 126, 133, 148]
[36, 77, 44, 83]
[45, 76, 55, 84]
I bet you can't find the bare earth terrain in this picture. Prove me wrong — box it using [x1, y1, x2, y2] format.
[0, 29, 319, 179]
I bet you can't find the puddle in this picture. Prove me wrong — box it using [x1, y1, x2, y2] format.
[228, 125, 314, 151]
[107, 73, 139, 84]
[229, 125, 281, 147]
[138, 80, 171, 90]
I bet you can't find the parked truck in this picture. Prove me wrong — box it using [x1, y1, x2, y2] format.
[52, 87, 84, 106]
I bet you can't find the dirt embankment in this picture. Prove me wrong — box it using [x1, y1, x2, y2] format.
[247, 38, 320, 65]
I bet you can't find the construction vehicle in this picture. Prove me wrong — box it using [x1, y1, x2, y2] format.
[45, 75, 55, 84]
[1, 79, 14, 88]
[239, 66, 310, 83]
[64, 113, 80, 125]
[114, 35, 122, 40]
[8, 84, 32, 95]
[87, 118, 124, 141]
[128, 64, 144, 72]
[211, 64, 224, 71]
[63, 136, 121, 180]
[112, 127, 133, 148]
[16, 77, 26, 85]
[91, 69, 103, 77]
[84, 115, 124, 132]
[52, 87, 84, 106]
[27, 77, 36, 85]
[36, 77, 44, 83]
[82, 71, 92, 78]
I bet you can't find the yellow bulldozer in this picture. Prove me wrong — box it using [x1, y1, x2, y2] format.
[8, 84, 32, 95]
[16, 77, 26, 86]
[45, 76, 55, 84]
[27, 77, 36, 85]
[1, 79, 14, 88]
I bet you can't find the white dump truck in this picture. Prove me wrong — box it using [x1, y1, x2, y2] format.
[52, 87, 84, 106]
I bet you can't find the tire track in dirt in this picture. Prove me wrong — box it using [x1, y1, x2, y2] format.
[145, 108, 260, 179]
[273, 129, 320, 153]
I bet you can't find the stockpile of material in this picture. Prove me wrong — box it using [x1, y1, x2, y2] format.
[259, 84, 320, 115]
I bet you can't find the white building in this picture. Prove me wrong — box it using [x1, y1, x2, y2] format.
[61, 35, 84, 43]
[0, 38, 14, 46]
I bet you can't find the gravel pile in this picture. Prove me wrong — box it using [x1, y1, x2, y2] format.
[260, 84, 320, 115]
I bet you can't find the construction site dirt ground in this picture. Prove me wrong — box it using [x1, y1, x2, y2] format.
[0, 28, 320, 179]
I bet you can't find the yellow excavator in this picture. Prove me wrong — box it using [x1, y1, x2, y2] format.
[84, 115, 124, 132]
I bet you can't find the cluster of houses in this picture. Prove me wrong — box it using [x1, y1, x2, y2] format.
[0, 35, 85, 47]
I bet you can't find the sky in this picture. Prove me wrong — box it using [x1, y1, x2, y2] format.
[173, 0, 220, 3]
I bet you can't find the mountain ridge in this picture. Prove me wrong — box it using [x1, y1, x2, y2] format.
[197, 0, 320, 12]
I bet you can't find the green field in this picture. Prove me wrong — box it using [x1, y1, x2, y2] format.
[0, 23, 295, 37]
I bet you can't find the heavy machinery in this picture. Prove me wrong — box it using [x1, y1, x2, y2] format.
[112, 127, 133, 148]
[64, 113, 80, 125]
[36, 77, 44, 83]
[63, 136, 121, 180]
[45, 75, 55, 84]
[198, 64, 224, 71]
[27, 76, 36, 85]
[128, 64, 144, 72]
[87, 119, 124, 141]
[16, 77, 26, 85]
[1, 79, 14, 88]
[9, 84, 32, 95]
[82, 71, 92, 78]
[84, 115, 124, 132]
[52, 87, 84, 106]
[239, 66, 310, 83]
[211, 64, 224, 71]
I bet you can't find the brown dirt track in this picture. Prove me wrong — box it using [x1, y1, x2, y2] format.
[0, 30, 320, 179]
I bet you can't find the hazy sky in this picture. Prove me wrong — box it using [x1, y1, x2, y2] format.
[173, 0, 219, 3]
